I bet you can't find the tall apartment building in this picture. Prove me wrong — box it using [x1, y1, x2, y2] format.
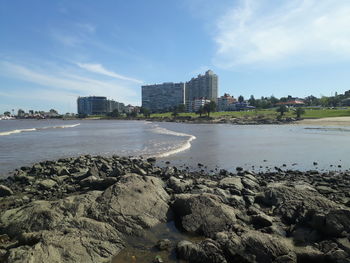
[77, 96, 125, 115]
[77, 96, 107, 115]
[142, 82, 185, 112]
[185, 70, 218, 103]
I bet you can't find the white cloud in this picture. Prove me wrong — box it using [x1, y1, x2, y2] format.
[214, 0, 350, 68]
[77, 63, 143, 84]
[0, 61, 139, 109]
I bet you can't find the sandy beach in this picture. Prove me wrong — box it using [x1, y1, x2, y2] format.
[296, 116, 350, 126]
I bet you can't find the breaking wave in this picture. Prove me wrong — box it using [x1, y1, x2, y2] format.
[0, 123, 80, 136]
[150, 125, 196, 158]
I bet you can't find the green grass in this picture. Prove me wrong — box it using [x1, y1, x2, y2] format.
[148, 107, 350, 120]
[302, 108, 350, 119]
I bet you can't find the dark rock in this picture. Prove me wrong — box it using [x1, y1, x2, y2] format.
[0, 185, 13, 197]
[251, 213, 273, 229]
[156, 239, 172, 251]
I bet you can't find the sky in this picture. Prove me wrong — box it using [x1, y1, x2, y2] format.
[1, 0, 350, 113]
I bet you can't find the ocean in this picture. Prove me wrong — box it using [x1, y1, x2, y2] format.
[1, 119, 350, 177]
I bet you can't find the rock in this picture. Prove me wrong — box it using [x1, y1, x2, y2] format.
[251, 213, 273, 229]
[177, 240, 205, 262]
[219, 177, 243, 195]
[0, 192, 123, 263]
[169, 177, 193, 193]
[242, 178, 259, 191]
[257, 183, 339, 224]
[57, 167, 70, 176]
[95, 174, 171, 234]
[147, 157, 156, 163]
[38, 179, 57, 190]
[0, 185, 13, 197]
[336, 238, 350, 254]
[312, 209, 350, 237]
[156, 239, 172, 250]
[173, 194, 236, 237]
[79, 175, 99, 187]
[224, 230, 296, 263]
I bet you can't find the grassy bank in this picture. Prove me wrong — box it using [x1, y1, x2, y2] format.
[150, 107, 350, 119]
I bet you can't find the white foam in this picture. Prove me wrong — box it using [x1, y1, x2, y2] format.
[0, 123, 80, 136]
[150, 125, 196, 158]
[0, 128, 37, 136]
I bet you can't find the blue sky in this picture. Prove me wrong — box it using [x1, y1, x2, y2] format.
[1, 0, 350, 113]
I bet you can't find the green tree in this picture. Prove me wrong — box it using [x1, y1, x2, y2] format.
[276, 105, 288, 117]
[203, 101, 216, 117]
[196, 106, 204, 117]
[177, 104, 186, 112]
[294, 107, 305, 119]
[172, 109, 178, 118]
[140, 107, 151, 118]
[238, 95, 244, 103]
[3, 111, 11, 116]
[109, 109, 120, 118]
[49, 109, 58, 114]
[248, 95, 256, 106]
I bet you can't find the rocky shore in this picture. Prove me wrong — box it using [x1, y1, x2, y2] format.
[1, 155, 350, 263]
[146, 116, 296, 125]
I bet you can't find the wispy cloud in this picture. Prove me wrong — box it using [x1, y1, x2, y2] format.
[214, 0, 350, 69]
[0, 61, 139, 109]
[77, 62, 143, 84]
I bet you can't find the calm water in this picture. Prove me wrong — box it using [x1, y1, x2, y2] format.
[1, 119, 350, 177]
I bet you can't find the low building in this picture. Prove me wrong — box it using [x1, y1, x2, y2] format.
[187, 98, 211, 112]
[276, 99, 305, 107]
[217, 93, 236, 111]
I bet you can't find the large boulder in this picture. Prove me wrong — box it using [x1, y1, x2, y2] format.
[0, 173, 171, 263]
[92, 173, 171, 234]
[311, 209, 350, 237]
[222, 230, 296, 263]
[0, 191, 123, 263]
[257, 183, 339, 224]
[172, 194, 236, 237]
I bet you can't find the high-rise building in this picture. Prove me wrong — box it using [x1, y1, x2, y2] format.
[185, 70, 218, 103]
[77, 96, 107, 115]
[77, 96, 125, 115]
[142, 82, 185, 112]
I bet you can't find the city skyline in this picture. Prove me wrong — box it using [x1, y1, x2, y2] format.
[1, 0, 350, 113]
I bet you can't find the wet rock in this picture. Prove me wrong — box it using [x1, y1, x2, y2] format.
[0, 185, 13, 197]
[156, 239, 172, 251]
[177, 240, 205, 262]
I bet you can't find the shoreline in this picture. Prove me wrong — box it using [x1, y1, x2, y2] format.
[1, 155, 350, 262]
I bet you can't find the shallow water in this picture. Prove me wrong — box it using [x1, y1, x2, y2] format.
[112, 221, 202, 263]
[1, 119, 350, 177]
